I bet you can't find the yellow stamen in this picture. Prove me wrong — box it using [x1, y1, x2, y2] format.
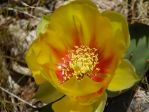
[57, 46, 99, 82]
[69, 46, 98, 80]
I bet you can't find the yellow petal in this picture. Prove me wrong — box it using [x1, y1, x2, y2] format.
[32, 71, 47, 84]
[48, 0, 100, 46]
[35, 0, 100, 55]
[101, 11, 129, 63]
[25, 37, 55, 84]
[61, 76, 102, 97]
[52, 92, 107, 112]
[102, 11, 130, 48]
[92, 11, 130, 75]
[107, 59, 139, 91]
[52, 96, 93, 112]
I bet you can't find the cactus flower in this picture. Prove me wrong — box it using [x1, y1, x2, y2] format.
[25, 0, 139, 112]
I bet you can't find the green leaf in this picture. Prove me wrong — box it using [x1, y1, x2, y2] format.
[126, 23, 149, 78]
[36, 14, 51, 36]
[34, 82, 64, 104]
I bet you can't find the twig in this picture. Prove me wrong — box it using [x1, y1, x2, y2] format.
[6, 7, 40, 21]
[2, 55, 25, 64]
[20, 1, 52, 13]
[8, 76, 18, 111]
[0, 86, 37, 109]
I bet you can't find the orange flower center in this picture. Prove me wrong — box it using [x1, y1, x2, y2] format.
[57, 46, 102, 83]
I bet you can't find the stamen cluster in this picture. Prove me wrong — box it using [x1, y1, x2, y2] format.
[58, 46, 99, 82]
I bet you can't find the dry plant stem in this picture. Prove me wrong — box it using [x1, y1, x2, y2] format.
[9, 77, 18, 111]
[0, 86, 37, 109]
[144, 76, 149, 92]
[12, 61, 31, 76]
[20, 1, 52, 13]
[2, 55, 26, 64]
[6, 7, 40, 21]
[128, 0, 149, 24]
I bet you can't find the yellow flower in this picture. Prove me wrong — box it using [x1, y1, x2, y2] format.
[25, 0, 139, 111]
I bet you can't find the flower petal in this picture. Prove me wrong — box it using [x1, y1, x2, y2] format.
[102, 11, 130, 48]
[92, 11, 130, 76]
[25, 37, 57, 84]
[25, 40, 46, 84]
[52, 92, 107, 112]
[59, 76, 104, 98]
[48, 0, 100, 46]
[52, 96, 93, 112]
[36, 0, 100, 54]
[32, 71, 47, 84]
[107, 59, 139, 91]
